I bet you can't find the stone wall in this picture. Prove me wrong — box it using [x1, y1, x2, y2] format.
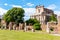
[41, 24, 47, 31]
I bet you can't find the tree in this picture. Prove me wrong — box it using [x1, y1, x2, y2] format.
[26, 19, 39, 25]
[3, 7, 25, 25]
[33, 23, 41, 30]
[49, 14, 57, 22]
[26, 18, 41, 30]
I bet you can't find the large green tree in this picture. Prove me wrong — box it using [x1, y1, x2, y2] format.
[3, 7, 25, 25]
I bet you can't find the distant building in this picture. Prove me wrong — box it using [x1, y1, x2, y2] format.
[30, 5, 57, 24]
[0, 15, 3, 22]
[0, 15, 2, 19]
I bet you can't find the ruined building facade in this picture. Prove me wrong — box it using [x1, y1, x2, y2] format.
[30, 5, 57, 24]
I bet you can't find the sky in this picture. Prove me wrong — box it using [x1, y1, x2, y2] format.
[0, 0, 60, 20]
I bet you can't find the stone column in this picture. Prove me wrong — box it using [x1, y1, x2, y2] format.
[44, 16, 45, 20]
[19, 23, 22, 30]
[40, 16, 42, 24]
[21, 24, 23, 30]
[4, 23, 6, 30]
[13, 24, 16, 30]
[24, 23, 27, 32]
[1, 21, 6, 30]
[19, 23, 21, 30]
[19, 23, 23, 30]
[46, 22, 50, 33]
[16, 27, 19, 30]
[9, 22, 12, 30]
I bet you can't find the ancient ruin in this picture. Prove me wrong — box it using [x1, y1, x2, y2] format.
[0, 5, 60, 33]
[30, 5, 60, 33]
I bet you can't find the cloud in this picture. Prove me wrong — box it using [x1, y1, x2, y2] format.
[47, 4, 60, 16]
[54, 11, 60, 16]
[3, 3, 22, 8]
[26, 3, 34, 7]
[12, 5, 22, 8]
[4, 3, 8, 6]
[23, 8, 35, 20]
[0, 7, 7, 15]
[0, 7, 35, 20]
[47, 4, 56, 10]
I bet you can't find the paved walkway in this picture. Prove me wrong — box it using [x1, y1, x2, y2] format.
[51, 34, 60, 36]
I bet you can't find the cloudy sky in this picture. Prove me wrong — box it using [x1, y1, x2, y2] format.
[0, 0, 60, 20]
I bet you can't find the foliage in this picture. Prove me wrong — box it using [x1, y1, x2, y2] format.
[26, 18, 41, 30]
[49, 14, 57, 22]
[33, 23, 41, 30]
[3, 7, 25, 25]
[26, 19, 39, 25]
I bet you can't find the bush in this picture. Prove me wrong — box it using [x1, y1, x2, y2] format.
[26, 19, 39, 25]
[26, 18, 41, 30]
[33, 23, 41, 30]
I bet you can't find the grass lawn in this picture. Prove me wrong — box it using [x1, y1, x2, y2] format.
[0, 30, 60, 40]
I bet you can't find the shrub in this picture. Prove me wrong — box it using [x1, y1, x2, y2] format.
[33, 23, 41, 30]
[26, 18, 41, 30]
[26, 19, 39, 25]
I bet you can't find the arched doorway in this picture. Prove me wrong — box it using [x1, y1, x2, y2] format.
[46, 22, 57, 34]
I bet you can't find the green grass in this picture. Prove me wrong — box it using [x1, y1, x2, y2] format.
[0, 30, 60, 40]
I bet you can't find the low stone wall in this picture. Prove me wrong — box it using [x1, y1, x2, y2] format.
[26, 26, 33, 30]
[57, 25, 60, 34]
